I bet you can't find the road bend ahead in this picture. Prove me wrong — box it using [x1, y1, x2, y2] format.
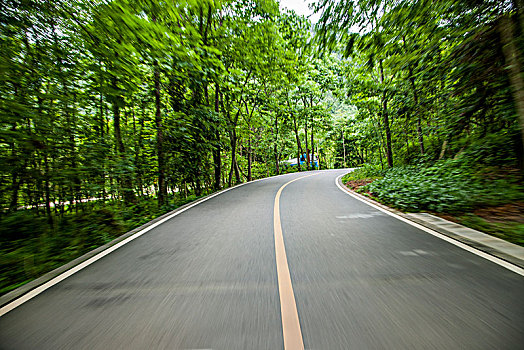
[1, 170, 523, 349]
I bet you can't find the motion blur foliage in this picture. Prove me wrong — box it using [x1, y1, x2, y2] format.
[314, 0, 524, 173]
[456, 130, 524, 169]
[0, 207, 123, 294]
[2, 0, 524, 294]
[58, 208, 125, 250]
[0, 211, 49, 242]
[316, 0, 524, 246]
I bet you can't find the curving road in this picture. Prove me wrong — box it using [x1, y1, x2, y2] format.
[0, 170, 523, 349]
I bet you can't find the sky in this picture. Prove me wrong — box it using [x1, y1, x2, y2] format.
[278, 0, 321, 23]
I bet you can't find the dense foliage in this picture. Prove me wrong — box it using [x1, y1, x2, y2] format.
[1, 0, 340, 217]
[323, 0, 524, 244]
[343, 161, 524, 246]
[314, 0, 524, 171]
[0, 195, 198, 295]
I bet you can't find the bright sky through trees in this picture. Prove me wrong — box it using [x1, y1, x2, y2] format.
[279, 0, 320, 22]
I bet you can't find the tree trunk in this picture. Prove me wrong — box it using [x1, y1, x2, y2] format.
[500, 13, 524, 168]
[68, 94, 81, 212]
[379, 60, 394, 167]
[408, 67, 425, 155]
[292, 114, 303, 171]
[221, 89, 242, 186]
[212, 83, 221, 190]
[342, 130, 346, 167]
[44, 155, 52, 225]
[98, 87, 106, 200]
[135, 104, 145, 196]
[372, 113, 385, 170]
[112, 79, 135, 205]
[439, 140, 448, 160]
[247, 131, 252, 181]
[8, 120, 20, 212]
[317, 143, 321, 170]
[304, 120, 310, 170]
[154, 60, 167, 206]
[274, 113, 280, 175]
[310, 124, 315, 169]
[382, 96, 394, 167]
[228, 129, 241, 186]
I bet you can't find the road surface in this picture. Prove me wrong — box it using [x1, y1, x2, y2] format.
[1, 170, 523, 349]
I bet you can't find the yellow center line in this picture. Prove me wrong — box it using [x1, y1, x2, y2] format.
[274, 173, 319, 350]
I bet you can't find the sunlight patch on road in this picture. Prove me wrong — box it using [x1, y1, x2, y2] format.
[336, 211, 384, 219]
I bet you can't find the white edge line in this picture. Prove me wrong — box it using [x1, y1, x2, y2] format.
[335, 174, 524, 277]
[0, 175, 282, 317]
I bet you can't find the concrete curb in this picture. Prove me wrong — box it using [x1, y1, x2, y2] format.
[0, 192, 222, 309]
[337, 177, 524, 270]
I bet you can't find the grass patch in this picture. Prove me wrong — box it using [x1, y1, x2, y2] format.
[457, 214, 524, 246]
[341, 164, 386, 183]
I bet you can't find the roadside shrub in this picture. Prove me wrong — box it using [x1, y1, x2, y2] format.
[360, 159, 524, 213]
[252, 161, 269, 179]
[282, 165, 299, 173]
[55, 208, 125, 253]
[0, 211, 48, 241]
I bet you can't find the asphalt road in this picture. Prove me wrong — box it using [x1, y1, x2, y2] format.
[1, 170, 523, 349]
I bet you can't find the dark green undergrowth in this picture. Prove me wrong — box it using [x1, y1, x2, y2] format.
[0, 195, 199, 296]
[359, 159, 523, 213]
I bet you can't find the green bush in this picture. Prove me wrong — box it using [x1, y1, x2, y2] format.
[458, 131, 521, 168]
[360, 159, 524, 213]
[281, 164, 299, 173]
[0, 211, 49, 241]
[252, 161, 270, 179]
